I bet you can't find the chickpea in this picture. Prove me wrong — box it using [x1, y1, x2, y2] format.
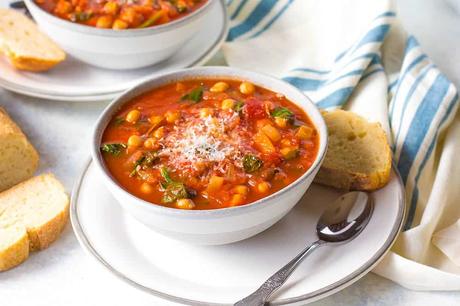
[176, 199, 196, 210]
[165, 111, 180, 123]
[200, 108, 213, 118]
[128, 135, 142, 148]
[210, 82, 229, 93]
[54, 0, 72, 15]
[140, 182, 153, 194]
[126, 109, 141, 124]
[230, 194, 245, 206]
[112, 19, 128, 30]
[257, 181, 271, 193]
[239, 82, 255, 95]
[149, 115, 163, 128]
[153, 126, 165, 139]
[143, 138, 156, 149]
[120, 7, 137, 24]
[221, 98, 236, 110]
[96, 15, 113, 29]
[103, 1, 119, 15]
[233, 185, 249, 195]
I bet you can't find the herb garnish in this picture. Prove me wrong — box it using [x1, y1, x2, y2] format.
[113, 117, 125, 126]
[242, 154, 263, 173]
[271, 107, 294, 121]
[100, 143, 127, 156]
[171, 0, 188, 13]
[70, 11, 92, 22]
[233, 101, 245, 113]
[159, 167, 194, 203]
[139, 11, 163, 28]
[130, 151, 159, 177]
[180, 86, 203, 104]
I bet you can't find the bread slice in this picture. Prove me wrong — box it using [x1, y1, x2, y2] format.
[0, 9, 65, 71]
[314, 110, 392, 191]
[0, 174, 69, 271]
[0, 107, 39, 192]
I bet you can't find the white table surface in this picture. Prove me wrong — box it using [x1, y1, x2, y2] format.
[1, 0, 460, 305]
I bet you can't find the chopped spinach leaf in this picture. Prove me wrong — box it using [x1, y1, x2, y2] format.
[160, 166, 173, 184]
[242, 154, 263, 173]
[70, 11, 92, 22]
[113, 117, 125, 126]
[180, 86, 203, 104]
[162, 182, 190, 203]
[271, 107, 294, 121]
[171, 0, 188, 13]
[130, 151, 159, 177]
[129, 155, 146, 177]
[233, 101, 245, 113]
[100, 143, 127, 156]
[159, 167, 193, 203]
[139, 11, 163, 28]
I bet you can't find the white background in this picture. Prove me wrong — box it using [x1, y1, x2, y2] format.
[1, 0, 460, 305]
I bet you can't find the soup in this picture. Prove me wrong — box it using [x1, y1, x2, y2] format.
[101, 79, 319, 210]
[35, 0, 207, 29]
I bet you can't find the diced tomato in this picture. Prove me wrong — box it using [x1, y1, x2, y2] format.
[262, 152, 283, 166]
[244, 98, 267, 120]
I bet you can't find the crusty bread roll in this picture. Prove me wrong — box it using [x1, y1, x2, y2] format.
[0, 174, 69, 271]
[0, 9, 66, 71]
[0, 107, 39, 192]
[314, 110, 392, 191]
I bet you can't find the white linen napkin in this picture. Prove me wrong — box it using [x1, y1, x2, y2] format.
[223, 0, 460, 290]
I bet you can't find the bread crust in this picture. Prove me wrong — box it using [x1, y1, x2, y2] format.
[8, 55, 64, 72]
[0, 229, 29, 272]
[0, 9, 65, 72]
[0, 107, 39, 192]
[0, 174, 69, 271]
[28, 204, 69, 252]
[314, 110, 392, 191]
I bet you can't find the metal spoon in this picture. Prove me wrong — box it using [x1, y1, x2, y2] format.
[235, 191, 373, 306]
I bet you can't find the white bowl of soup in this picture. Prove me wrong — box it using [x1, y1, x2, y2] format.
[24, 0, 214, 70]
[91, 67, 328, 245]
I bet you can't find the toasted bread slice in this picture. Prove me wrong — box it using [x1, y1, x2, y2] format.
[0, 107, 39, 192]
[314, 110, 392, 191]
[0, 174, 69, 271]
[0, 9, 65, 71]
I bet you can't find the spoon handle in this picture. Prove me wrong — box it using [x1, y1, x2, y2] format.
[234, 240, 325, 306]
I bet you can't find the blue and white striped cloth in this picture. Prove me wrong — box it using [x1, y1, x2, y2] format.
[223, 0, 460, 291]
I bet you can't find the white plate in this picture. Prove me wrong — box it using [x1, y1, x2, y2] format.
[0, 0, 228, 102]
[71, 160, 405, 305]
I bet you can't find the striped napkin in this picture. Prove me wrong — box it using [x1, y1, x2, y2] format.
[223, 0, 460, 290]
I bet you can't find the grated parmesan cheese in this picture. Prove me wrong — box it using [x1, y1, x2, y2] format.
[158, 112, 248, 173]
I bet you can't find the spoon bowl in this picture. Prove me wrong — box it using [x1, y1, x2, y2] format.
[235, 191, 373, 306]
[318, 192, 373, 243]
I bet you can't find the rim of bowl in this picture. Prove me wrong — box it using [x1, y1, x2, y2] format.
[91, 66, 328, 218]
[24, 0, 215, 37]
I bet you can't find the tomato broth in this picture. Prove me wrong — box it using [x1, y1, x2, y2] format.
[35, 0, 207, 29]
[101, 79, 319, 210]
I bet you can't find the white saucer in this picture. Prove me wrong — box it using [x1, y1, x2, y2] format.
[0, 0, 228, 102]
[71, 160, 405, 305]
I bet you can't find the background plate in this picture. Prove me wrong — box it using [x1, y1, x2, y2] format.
[0, 0, 228, 102]
[71, 160, 405, 305]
